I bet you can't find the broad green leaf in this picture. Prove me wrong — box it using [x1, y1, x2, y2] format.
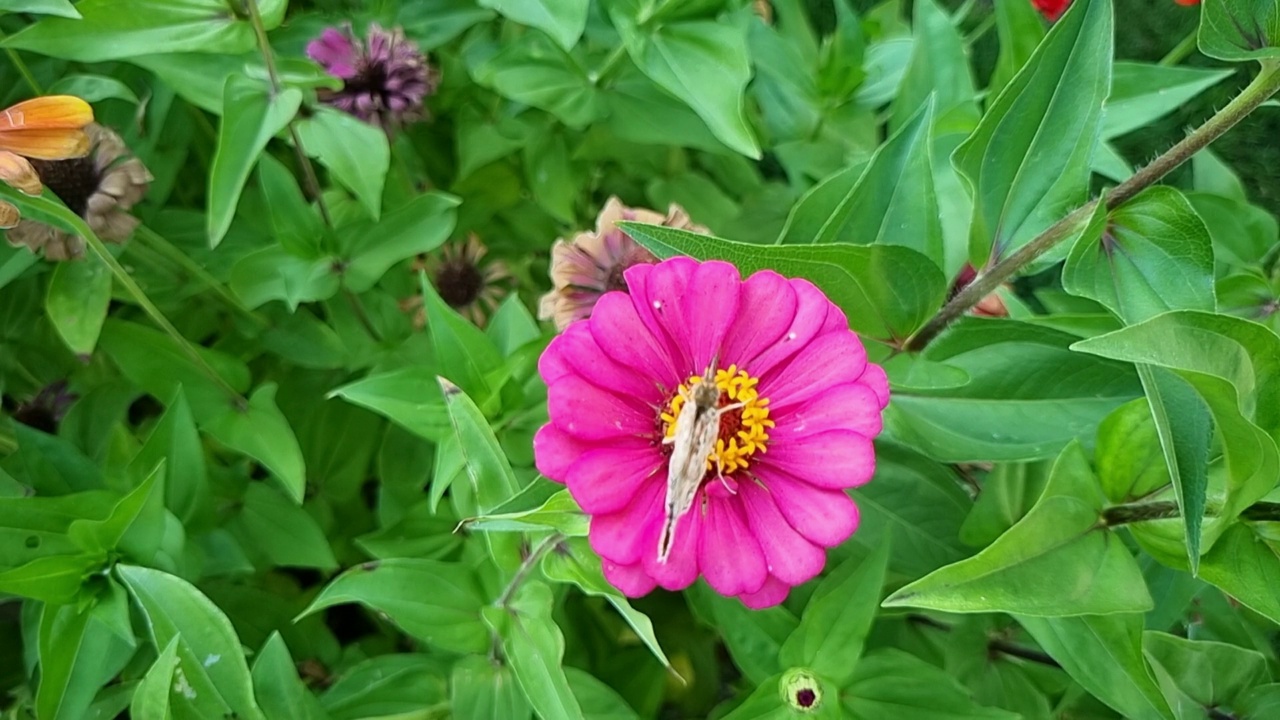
[230, 247, 339, 310]
[45, 257, 112, 357]
[67, 465, 164, 558]
[208, 75, 303, 246]
[1072, 311, 1280, 542]
[483, 581, 586, 720]
[256, 153, 323, 255]
[565, 668, 640, 720]
[1186, 192, 1278, 271]
[47, 74, 139, 103]
[295, 107, 389, 220]
[622, 222, 946, 341]
[298, 558, 489, 654]
[330, 366, 450, 442]
[127, 388, 207, 523]
[1239, 684, 1280, 719]
[252, 632, 327, 720]
[438, 379, 521, 514]
[479, 0, 587, 50]
[1143, 632, 1267, 709]
[523, 132, 578, 223]
[955, 0, 1112, 264]
[320, 655, 448, 719]
[0, 553, 103, 603]
[341, 192, 459, 292]
[721, 671, 838, 720]
[116, 564, 265, 720]
[487, 293, 543, 357]
[959, 459, 1051, 549]
[1199, 0, 1280, 61]
[466, 487, 588, 536]
[422, 273, 503, 398]
[884, 442, 1154, 616]
[3, 0, 80, 18]
[853, 37, 914, 107]
[205, 384, 307, 504]
[1198, 522, 1280, 625]
[231, 483, 337, 570]
[687, 583, 797, 685]
[886, 318, 1141, 462]
[11, 423, 103, 495]
[0, 491, 115, 569]
[890, 0, 978, 129]
[780, 542, 889, 685]
[603, 65, 727, 153]
[844, 649, 1019, 720]
[397, 0, 496, 50]
[129, 637, 179, 720]
[2, 0, 260, 61]
[1094, 399, 1172, 503]
[36, 578, 136, 720]
[451, 654, 533, 720]
[989, 0, 1045, 98]
[472, 32, 600, 128]
[611, 8, 760, 158]
[1017, 614, 1174, 720]
[1103, 63, 1233, 139]
[776, 164, 862, 245]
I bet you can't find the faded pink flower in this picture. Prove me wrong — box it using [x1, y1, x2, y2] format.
[534, 257, 889, 608]
[537, 197, 707, 331]
[306, 24, 437, 130]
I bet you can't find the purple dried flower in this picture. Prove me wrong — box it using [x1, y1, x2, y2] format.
[10, 380, 77, 434]
[306, 23, 438, 130]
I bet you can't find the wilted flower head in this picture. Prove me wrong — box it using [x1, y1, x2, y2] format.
[403, 234, 512, 327]
[0, 95, 94, 228]
[307, 23, 437, 130]
[8, 380, 77, 434]
[6, 123, 151, 261]
[537, 197, 707, 331]
[535, 257, 889, 608]
[949, 263, 1008, 318]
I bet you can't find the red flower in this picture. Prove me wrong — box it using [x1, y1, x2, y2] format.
[1034, 0, 1195, 21]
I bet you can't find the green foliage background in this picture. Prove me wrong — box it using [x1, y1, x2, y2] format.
[2, 0, 1280, 719]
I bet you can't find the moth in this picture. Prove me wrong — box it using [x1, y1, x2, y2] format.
[657, 357, 743, 563]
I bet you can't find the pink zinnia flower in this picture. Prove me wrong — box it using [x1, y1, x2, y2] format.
[534, 257, 889, 608]
[306, 24, 437, 130]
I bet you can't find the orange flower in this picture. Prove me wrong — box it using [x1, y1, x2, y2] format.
[0, 96, 93, 228]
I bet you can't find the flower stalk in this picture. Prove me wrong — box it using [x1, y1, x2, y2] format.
[906, 58, 1280, 353]
[1102, 500, 1280, 527]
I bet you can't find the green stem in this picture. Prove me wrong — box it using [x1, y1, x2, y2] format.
[495, 533, 564, 608]
[3, 48, 42, 95]
[1103, 500, 1280, 527]
[343, 288, 384, 344]
[1159, 30, 1199, 66]
[905, 59, 1280, 353]
[133, 225, 268, 329]
[963, 14, 996, 48]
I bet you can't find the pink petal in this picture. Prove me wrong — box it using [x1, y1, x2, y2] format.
[761, 429, 876, 489]
[558, 321, 664, 404]
[306, 29, 359, 78]
[861, 363, 890, 408]
[628, 257, 697, 377]
[770, 382, 883, 441]
[566, 443, 663, 515]
[720, 269, 796, 370]
[590, 476, 665, 565]
[602, 560, 657, 597]
[547, 375, 653, 442]
[682, 261, 741, 372]
[641, 487, 703, 591]
[590, 292, 678, 389]
[739, 574, 791, 609]
[698, 496, 767, 596]
[744, 280, 831, 379]
[739, 481, 826, 586]
[757, 468, 860, 547]
[538, 335, 574, 386]
[820, 299, 850, 334]
[759, 331, 868, 411]
[533, 423, 596, 481]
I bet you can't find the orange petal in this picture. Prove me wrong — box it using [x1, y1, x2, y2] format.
[0, 128, 90, 160]
[0, 201, 19, 229]
[0, 96, 93, 131]
[0, 150, 43, 194]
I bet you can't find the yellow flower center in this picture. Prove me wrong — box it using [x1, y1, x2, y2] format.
[660, 365, 774, 476]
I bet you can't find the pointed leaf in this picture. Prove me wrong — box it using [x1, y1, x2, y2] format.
[295, 106, 389, 220]
[479, 0, 587, 51]
[204, 384, 306, 504]
[1199, 0, 1280, 61]
[46, 257, 111, 357]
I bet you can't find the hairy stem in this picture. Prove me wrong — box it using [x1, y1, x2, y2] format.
[1103, 500, 1280, 527]
[906, 59, 1280, 353]
[496, 533, 564, 609]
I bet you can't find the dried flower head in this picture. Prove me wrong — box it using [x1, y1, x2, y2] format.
[8, 380, 78, 434]
[0, 95, 94, 228]
[538, 197, 708, 331]
[535, 258, 889, 608]
[5, 123, 152, 261]
[307, 23, 438, 130]
[403, 234, 512, 327]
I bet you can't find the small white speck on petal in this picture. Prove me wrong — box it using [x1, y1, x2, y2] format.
[786, 332, 797, 341]
[653, 300, 662, 309]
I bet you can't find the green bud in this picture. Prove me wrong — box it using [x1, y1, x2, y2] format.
[779, 668, 822, 713]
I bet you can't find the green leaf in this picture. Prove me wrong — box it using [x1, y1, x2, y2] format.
[954, 0, 1112, 264]
[566, 668, 640, 720]
[295, 107, 389, 220]
[959, 460, 1051, 548]
[3, 0, 80, 18]
[331, 366, 450, 442]
[843, 649, 1019, 720]
[47, 74, 139, 103]
[779, 542, 888, 685]
[479, 0, 587, 50]
[450, 654, 533, 720]
[611, 9, 760, 158]
[1103, 63, 1233, 139]
[129, 637, 179, 720]
[1064, 188, 1216, 323]
[205, 384, 307, 504]
[398, 0, 496, 49]
[0, 491, 114, 569]
[1072, 311, 1280, 543]
[116, 564, 265, 720]
[1198, 522, 1280, 625]
[208, 74, 303, 246]
[2, 0, 259, 61]
[252, 632, 326, 720]
[1238, 684, 1280, 719]
[1016, 614, 1174, 720]
[687, 583, 797, 685]
[36, 578, 136, 720]
[884, 442, 1154, 616]
[45, 257, 112, 357]
[422, 272, 503, 397]
[989, 0, 1045, 98]
[438, 378, 521, 514]
[1094, 399, 1172, 504]
[342, 192, 459, 292]
[298, 558, 489, 654]
[891, 0, 979, 129]
[483, 581, 586, 720]
[0, 553, 102, 603]
[256, 153, 323, 255]
[1199, 0, 1280, 61]
[472, 32, 600, 128]
[127, 388, 207, 523]
[622, 222, 946, 341]
[231, 483, 337, 570]
[1143, 632, 1268, 709]
[466, 487, 589, 536]
[886, 318, 1141, 462]
[320, 655, 448, 719]
[67, 464, 164, 559]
